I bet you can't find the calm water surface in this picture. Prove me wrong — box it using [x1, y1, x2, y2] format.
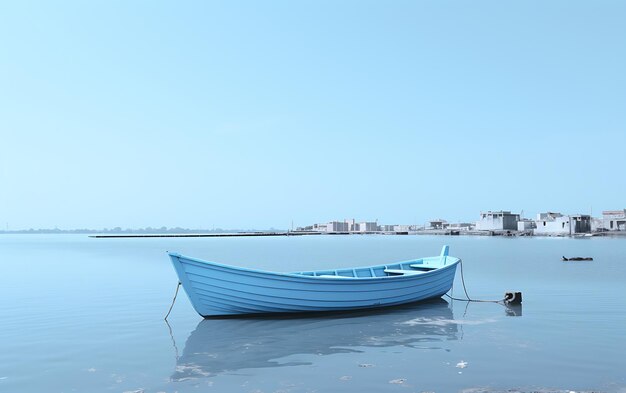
[1, 234, 625, 392]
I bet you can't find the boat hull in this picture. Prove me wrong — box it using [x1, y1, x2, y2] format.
[169, 251, 460, 317]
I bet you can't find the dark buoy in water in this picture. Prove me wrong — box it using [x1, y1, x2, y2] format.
[504, 291, 522, 305]
[562, 256, 593, 261]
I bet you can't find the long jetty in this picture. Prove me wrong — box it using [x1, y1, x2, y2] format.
[89, 232, 320, 238]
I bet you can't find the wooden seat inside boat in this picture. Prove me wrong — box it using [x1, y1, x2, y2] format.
[383, 269, 428, 276]
[408, 264, 437, 271]
[318, 275, 358, 279]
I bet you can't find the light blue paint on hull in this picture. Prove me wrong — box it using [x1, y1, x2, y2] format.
[169, 245, 460, 317]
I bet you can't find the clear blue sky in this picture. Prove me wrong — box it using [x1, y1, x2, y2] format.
[1, 1, 625, 230]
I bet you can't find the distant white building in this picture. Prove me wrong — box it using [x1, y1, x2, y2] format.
[572, 215, 592, 233]
[345, 219, 356, 232]
[326, 221, 349, 232]
[603, 210, 626, 231]
[448, 222, 474, 231]
[311, 223, 329, 232]
[475, 211, 520, 231]
[393, 225, 412, 232]
[428, 219, 449, 230]
[380, 225, 397, 232]
[300, 219, 381, 233]
[534, 212, 591, 235]
[591, 217, 604, 232]
[534, 212, 568, 235]
[517, 219, 535, 232]
[357, 222, 378, 232]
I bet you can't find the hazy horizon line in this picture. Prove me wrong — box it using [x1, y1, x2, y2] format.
[0, 226, 286, 234]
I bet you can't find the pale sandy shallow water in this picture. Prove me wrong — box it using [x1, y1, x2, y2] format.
[1, 234, 625, 392]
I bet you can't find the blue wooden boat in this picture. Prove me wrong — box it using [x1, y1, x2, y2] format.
[169, 245, 460, 317]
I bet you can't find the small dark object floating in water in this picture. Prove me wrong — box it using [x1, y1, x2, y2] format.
[562, 256, 593, 261]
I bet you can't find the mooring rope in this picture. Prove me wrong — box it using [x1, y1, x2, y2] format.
[445, 260, 505, 304]
[164, 281, 181, 320]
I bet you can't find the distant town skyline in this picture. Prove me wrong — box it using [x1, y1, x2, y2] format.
[3, 207, 624, 233]
[2, 1, 625, 230]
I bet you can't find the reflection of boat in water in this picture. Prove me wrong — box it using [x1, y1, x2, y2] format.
[171, 299, 459, 381]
